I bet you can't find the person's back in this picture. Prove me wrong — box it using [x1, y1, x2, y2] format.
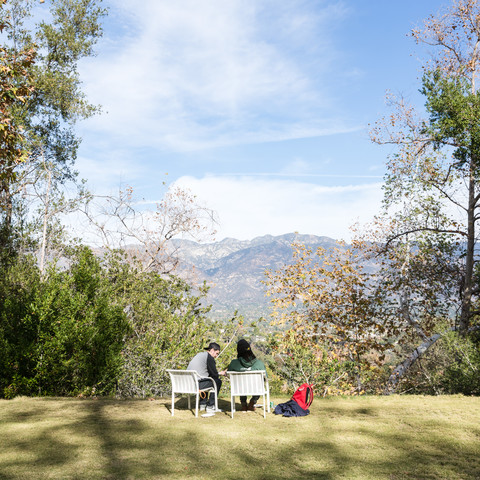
[228, 355, 265, 373]
[187, 351, 209, 377]
[186, 342, 226, 415]
[227, 339, 265, 412]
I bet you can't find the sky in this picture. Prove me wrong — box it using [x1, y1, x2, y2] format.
[74, 0, 447, 242]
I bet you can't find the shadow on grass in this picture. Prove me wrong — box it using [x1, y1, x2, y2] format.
[0, 402, 78, 479]
[81, 400, 146, 479]
[166, 396, 239, 415]
[0, 398, 479, 479]
[310, 404, 480, 480]
[0, 399, 204, 479]
[367, 425, 480, 479]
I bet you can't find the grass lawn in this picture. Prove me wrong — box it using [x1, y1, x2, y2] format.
[0, 394, 479, 479]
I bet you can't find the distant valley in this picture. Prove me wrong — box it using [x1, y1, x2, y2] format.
[172, 233, 340, 321]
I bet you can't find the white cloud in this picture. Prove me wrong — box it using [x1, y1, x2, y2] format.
[173, 175, 384, 241]
[78, 0, 352, 152]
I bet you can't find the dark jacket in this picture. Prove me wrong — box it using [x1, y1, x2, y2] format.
[274, 399, 310, 417]
[227, 356, 266, 374]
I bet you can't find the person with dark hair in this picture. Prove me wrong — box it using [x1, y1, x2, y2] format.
[227, 339, 266, 412]
[187, 342, 227, 415]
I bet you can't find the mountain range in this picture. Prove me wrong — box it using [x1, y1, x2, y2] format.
[172, 233, 340, 321]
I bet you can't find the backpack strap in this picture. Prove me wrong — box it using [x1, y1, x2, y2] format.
[305, 384, 314, 408]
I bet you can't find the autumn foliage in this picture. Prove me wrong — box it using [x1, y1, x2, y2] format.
[265, 242, 394, 394]
[0, 0, 36, 208]
[266, 1, 480, 395]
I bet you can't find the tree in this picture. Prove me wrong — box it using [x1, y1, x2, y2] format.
[0, 246, 131, 398]
[265, 242, 392, 393]
[372, 0, 480, 334]
[365, 230, 462, 392]
[0, 0, 36, 253]
[0, 0, 105, 249]
[0, 244, 217, 399]
[103, 250, 212, 398]
[266, 329, 358, 396]
[264, 1, 480, 395]
[25, 157, 90, 275]
[367, 0, 480, 389]
[79, 183, 217, 275]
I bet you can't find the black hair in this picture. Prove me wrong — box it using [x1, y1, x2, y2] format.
[237, 339, 256, 362]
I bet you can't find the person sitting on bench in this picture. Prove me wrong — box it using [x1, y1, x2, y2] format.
[187, 342, 226, 414]
[227, 339, 266, 412]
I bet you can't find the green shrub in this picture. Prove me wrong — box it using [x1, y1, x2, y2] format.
[0, 247, 131, 397]
[0, 256, 42, 397]
[106, 252, 211, 397]
[30, 247, 131, 396]
[395, 330, 480, 395]
[439, 331, 480, 395]
[266, 330, 365, 396]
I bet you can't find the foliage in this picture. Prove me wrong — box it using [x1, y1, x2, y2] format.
[0, 247, 131, 398]
[265, 242, 392, 393]
[0, 0, 36, 211]
[263, 231, 469, 395]
[266, 330, 359, 396]
[370, 234, 460, 342]
[371, 0, 480, 335]
[0, 254, 41, 398]
[439, 331, 480, 395]
[395, 330, 480, 395]
[0, 0, 105, 255]
[32, 247, 130, 396]
[3, 0, 105, 160]
[211, 310, 248, 367]
[357, 0, 480, 391]
[0, 245, 220, 399]
[103, 250, 212, 398]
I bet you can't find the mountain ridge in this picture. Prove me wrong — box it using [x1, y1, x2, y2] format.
[172, 233, 340, 320]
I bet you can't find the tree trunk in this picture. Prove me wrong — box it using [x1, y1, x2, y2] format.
[0, 181, 14, 261]
[385, 331, 445, 394]
[385, 326, 480, 394]
[39, 165, 52, 276]
[459, 158, 476, 334]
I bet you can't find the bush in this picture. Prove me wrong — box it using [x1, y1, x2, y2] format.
[0, 247, 131, 397]
[0, 256, 42, 397]
[266, 330, 367, 396]
[0, 247, 217, 398]
[32, 247, 131, 396]
[395, 330, 480, 395]
[104, 251, 211, 397]
[439, 331, 480, 395]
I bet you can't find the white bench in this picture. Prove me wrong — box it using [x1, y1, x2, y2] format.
[166, 369, 218, 417]
[227, 370, 270, 418]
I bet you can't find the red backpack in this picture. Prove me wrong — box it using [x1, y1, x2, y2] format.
[291, 383, 314, 410]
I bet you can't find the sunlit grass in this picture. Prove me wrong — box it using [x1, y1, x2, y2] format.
[0, 395, 479, 479]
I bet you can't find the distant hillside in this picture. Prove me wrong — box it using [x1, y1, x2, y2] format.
[172, 233, 340, 321]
